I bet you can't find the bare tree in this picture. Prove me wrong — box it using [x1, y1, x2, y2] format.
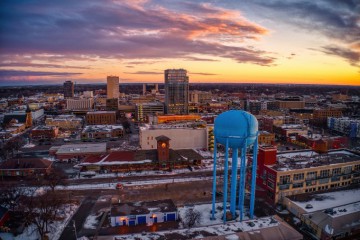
[0, 182, 25, 211]
[43, 168, 68, 192]
[182, 208, 202, 228]
[20, 190, 66, 240]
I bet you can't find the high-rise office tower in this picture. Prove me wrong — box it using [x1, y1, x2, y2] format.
[165, 69, 189, 115]
[63, 81, 74, 98]
[107, 76, 119, 99]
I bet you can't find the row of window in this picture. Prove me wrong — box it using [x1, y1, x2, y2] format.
[278, 165, 359, 183]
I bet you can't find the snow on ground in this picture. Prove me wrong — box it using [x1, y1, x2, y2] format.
[22, 143, 36, 148]
[292, 188, 360, 213]
[83, 212, 102, 229]
[0, 203, 79, 240]
[59, 176, 213, 190]
[113, 209, 278, 240]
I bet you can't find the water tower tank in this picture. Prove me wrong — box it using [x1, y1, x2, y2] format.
[214, 110, 258, 148]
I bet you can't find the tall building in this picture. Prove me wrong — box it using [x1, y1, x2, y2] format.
[164, 69, 189, 115]
[107, 76, 119, 99]
[63, 81, 74, 98]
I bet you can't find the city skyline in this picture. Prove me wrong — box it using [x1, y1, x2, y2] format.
[0, 0, 359, 86]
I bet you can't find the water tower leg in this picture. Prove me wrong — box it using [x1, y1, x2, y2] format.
[230, 148, 238, 218]
[249, 135, 259, 219]
[223, 139, 229, 224]
[238, 140, 247, 221]
[211, 138, 217, 220]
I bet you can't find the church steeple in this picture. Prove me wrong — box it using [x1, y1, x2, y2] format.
[25, 105, 32, 128]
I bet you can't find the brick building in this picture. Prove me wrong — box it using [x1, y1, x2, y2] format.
[31, 125, 59, 140]
[86, 111, 116, 125]
[252, 146, 360, 205]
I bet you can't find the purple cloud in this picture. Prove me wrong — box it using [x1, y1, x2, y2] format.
[0, 0, 274, 69]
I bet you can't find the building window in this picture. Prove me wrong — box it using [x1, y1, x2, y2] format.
[292, 182, 303, 188]
[343, 166, 352, 174]
[268, 173, 276, 181]
[332, 168, 341, 176]
[293, 173, 304, 181]
[354, 165, 360, 171]
[306, 171, 317, 180]
[279, 175, 290, 184]
[319, 169, 330, 178]
[267, 181, 274, 189]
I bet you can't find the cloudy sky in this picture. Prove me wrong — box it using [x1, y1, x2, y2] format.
[0, 0, 359, 85]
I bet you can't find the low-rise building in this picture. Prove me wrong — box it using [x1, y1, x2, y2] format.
[31, 125, 59, 140]
[0, 158, 53, 177]
[66, 98, 94, 110]
[110, 199, 178, 227]
[139, 124, 207, 150]
[258, 131, 275, 145]
[253, 146, 360, 205]
[81, 125, 124, 140]
[328, 117, 360, 138]
[45, 115, 83, 129]
[283, 188, 360, 240]
[86, 111, 116, 125]
[313, 109, 342, 125]
[135, 102, 164, 122]
[51, 143, 107, 161]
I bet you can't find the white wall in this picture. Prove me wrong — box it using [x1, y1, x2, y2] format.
[140, 128, 208, 150]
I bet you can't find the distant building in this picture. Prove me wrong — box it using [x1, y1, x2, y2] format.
[142, 83, 159, 95]
[81, 125, 124, 140]
[31, 126, 59, 140]
[258, 131, 275, 145]
[273, 124, 308, 141]
[110, 199, 178, 227]
[313, 109, 342, 125]
[189, 90, 212, 104]
[139, 125, 208, 150]
[164, 69, 189, 115]
[86, 111, 116, 125]
[66, 98, 94, 110]
[135, 102, 164, 122]
[45, 115, 83, 129]
[83, 91, 93, 98]
[51, 143, 107, 161]
[107, 76, 119, 99]
[328, 117, 360, 138]
[63, 80, 74, 98]
[105, 98, 119, 111]
[0, 158, 53, 177]
[276, 96, 305, 109]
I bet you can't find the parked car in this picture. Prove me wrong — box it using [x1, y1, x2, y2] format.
[116, 183, 124, 190]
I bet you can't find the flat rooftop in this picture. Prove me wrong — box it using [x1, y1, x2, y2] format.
[83, 125, 123, 133]
[56, 143, 107, 155]
[111, 199, 177, 216]
[270, 149, 360, 172]
[288, 188, 360, 213]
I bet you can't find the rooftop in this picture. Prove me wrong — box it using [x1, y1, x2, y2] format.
[82, 125, 123, 133]
[0, 158, 52, 169]
[288, 188, 360, 213]
[56, 143, 107, 155]
[87, 111, 116, 114]
[110, 199, 177, 216]
[269, 149, 360, 172]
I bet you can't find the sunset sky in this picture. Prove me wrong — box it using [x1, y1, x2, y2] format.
[0, 0, 359, 86]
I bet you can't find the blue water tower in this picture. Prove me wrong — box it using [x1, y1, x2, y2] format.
[211, 110, 259, 223]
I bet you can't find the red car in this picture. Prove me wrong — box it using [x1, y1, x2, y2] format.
[116, 183, 124, 190]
